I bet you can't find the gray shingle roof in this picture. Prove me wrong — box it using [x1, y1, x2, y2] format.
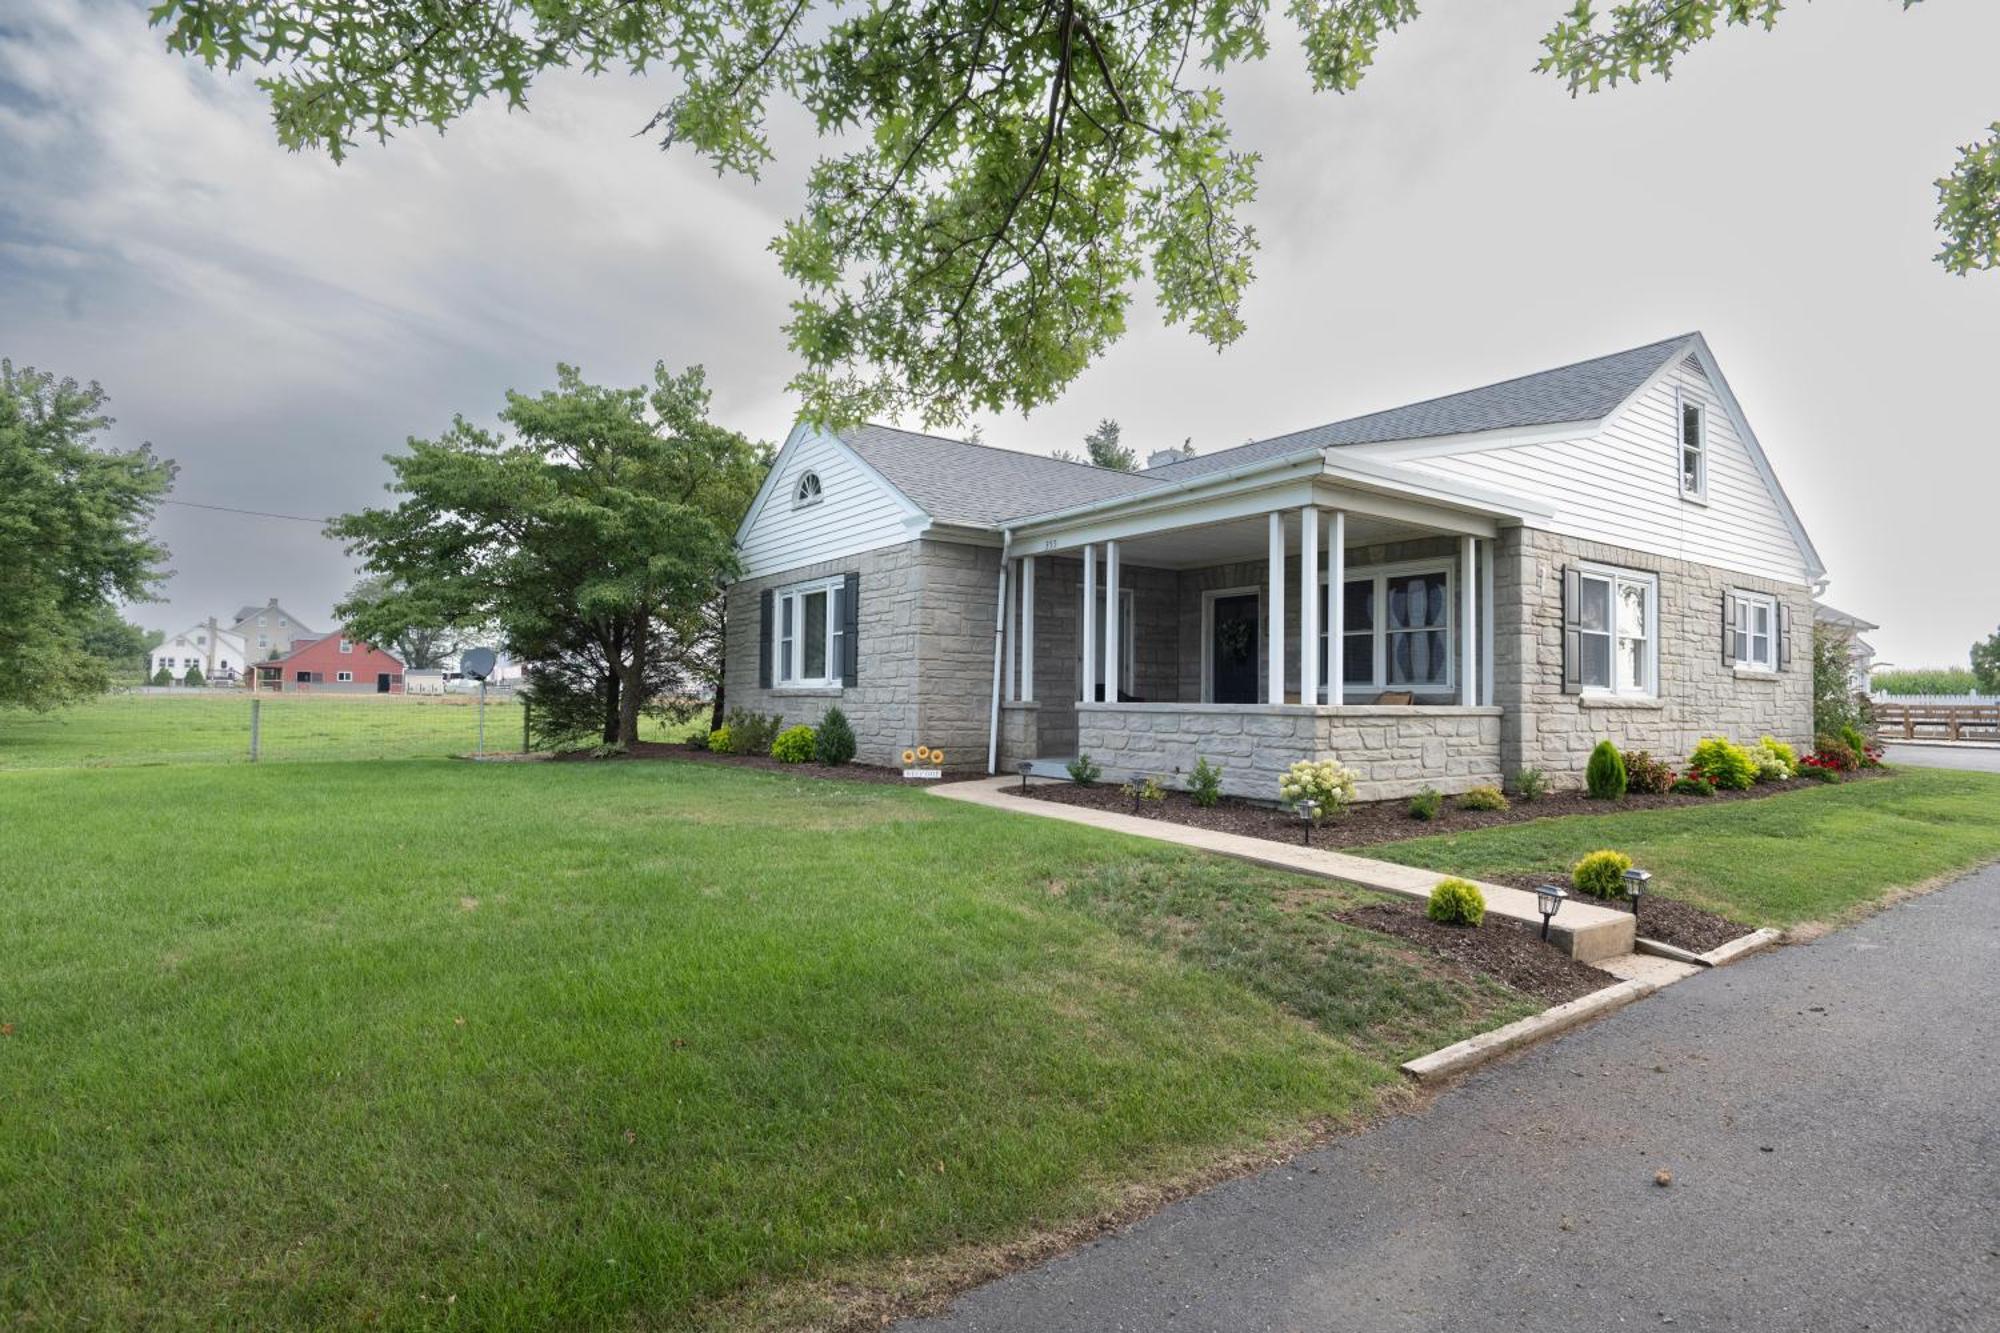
[837, 334, 1695, 525]
[1137, 334, 1696, 485]
[838, 423, 1162, 526]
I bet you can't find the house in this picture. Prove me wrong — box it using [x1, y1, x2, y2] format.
[1813, 603, 1880, 694]
[229, 597, 317, 661]
[148, 619, 248, 683]
[723, 333, 1823, 800]
[252, 630, 406, 693]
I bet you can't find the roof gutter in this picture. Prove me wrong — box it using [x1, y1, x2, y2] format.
[1005, 447, 1330, 532]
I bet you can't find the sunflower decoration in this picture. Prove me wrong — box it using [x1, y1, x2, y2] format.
[916, 746, 934, 762]
[930, 752, 945, 765]
[901, 748, 917, 765]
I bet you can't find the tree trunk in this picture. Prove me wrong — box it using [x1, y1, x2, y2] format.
[708, 603, 726, 731]
[618, 617, 647, 747]
[601, 623, 624, 744]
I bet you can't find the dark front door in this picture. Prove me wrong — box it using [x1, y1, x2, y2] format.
[376, 673, 392, 693]
[1210, 594, 1259, 704]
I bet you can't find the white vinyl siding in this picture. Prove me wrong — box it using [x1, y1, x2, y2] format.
[737, 428, 921, 578]
[1381, 362, 1811, 585]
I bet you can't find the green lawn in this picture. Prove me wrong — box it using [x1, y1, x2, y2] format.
[1364, 766, 2000, 927]
[0, 692, 699, 769]
[0, 757, 1523, 1331]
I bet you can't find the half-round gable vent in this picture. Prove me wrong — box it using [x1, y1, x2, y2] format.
[793, 471, 824, 508]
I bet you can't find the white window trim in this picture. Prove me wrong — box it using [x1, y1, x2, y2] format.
[336, 671, 354, 683]
[1316, 558, 1455, 699]
[338, 638, 353, 653]
[792, 471, 824, 509]
[1198, 586, 1262, 703]
[1678, 387, 1708, 502]
[1732, 589, 1778, 672]
[1577, 562, 1660, 698]
[772, 575, 845, 689]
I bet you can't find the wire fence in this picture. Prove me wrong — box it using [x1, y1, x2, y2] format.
[0, 690, 533, 771]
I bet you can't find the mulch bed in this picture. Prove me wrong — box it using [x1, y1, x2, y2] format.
[1012, 770, 1882, 851]
[1337, 901, 1616, 1006]
[551, 740, 948, 786]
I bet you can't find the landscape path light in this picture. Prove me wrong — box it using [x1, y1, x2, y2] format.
[1623, 867, 1652, 924]
[1535, 883, 1569, 942]
[1016, 758, 1034, 793]
[1295, 799, 1320, 846]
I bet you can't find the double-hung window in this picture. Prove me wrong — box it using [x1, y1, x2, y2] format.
[1317, 562, 1452, 696]
[338, 638, 353, 654]
[773, 577, 844, 687]
[1574, 565, 1658, 696]
[1731, 591, 1777, 671]
[1679, 392, 1707, 499]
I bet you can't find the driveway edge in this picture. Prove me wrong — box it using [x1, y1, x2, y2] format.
[1400, 977, 1657, 1082]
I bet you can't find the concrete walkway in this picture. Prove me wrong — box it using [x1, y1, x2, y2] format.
[932, 778, 1636, 962]
[903, 863, 2000, 1333]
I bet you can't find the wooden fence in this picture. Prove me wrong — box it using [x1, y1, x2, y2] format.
[1873, 700, 2000, 744]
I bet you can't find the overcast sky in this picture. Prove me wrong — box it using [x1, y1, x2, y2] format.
[3, 0, 1994, 667]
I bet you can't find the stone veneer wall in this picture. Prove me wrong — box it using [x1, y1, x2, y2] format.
[724, 537, 1008, 771]
[1492, 527, 1815, 784]
[1074, 703, 1503, 802]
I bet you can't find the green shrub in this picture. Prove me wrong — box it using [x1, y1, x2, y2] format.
[182, 664, 205, 687]
[1622, 750, 1674, 795]
[813, 706, 857, 765]
[706, 725, 732, 753]
[771, 724, 817, 763]
[1747, 736, 1794, 782]
[1186, 757, 1224, 808]
[1407, 786, 1443, 822]
[1799, 763, 1841, 783]
[151, 665, 172, 686]
[1426, 877, 1487, 927]
[1839, 722, 1873, 767]
[1585, 740, 1627, 800]
[1870, 666, 1977, 696]
[1278, 759, 1359, 822]
[1688, 737, 1757, 791]
[722, 708, 783, 756]
[1670, 774, 1717, 796]
[1572, 849, 1633, 899]
[1813, 733, 1859, 771]
[1067, 753, 1103, 786]
[1514, 768, 1549, 803]
[1458, 784, 1509, 812]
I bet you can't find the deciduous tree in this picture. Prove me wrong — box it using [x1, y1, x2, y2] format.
[0, 361, 174, 710]
[328, 363, 767, 748]
[1971, 626, 2000, 693]
[153, 0, 1996, 425]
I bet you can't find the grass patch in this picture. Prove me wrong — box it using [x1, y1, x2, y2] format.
[0, 758, 1522, 1330]
[1363, 767, 2000, 927]
[0, 693, 700, 769]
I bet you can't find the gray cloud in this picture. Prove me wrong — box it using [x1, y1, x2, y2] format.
[3, 0, 1995, 667]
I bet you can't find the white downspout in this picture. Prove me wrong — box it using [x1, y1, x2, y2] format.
[987, 530, 1013, 775]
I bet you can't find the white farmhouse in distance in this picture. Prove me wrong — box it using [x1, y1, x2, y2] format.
[148, 619, 248, 683]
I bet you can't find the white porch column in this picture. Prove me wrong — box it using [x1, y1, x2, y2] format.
[1328, 510, 1345, 706]
[1103, 540, 1121, 704]
[1479, 540, 1495, 706]
[1267, 510, 1286, 705]
[1298, 504, 1319, 706]
[1003, 558, 1017, 702]
[1460, 535, 1478, 707]
[1080, 543, 1096, 703]
[1021, 555, 1036, 702]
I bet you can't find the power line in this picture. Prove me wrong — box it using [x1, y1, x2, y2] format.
[160, 498, 332, 525]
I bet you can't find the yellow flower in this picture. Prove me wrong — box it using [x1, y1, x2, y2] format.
[916, 746, 933, 762]
[901, 749, 917, 764]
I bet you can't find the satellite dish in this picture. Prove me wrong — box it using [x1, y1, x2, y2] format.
[461, 647, 498, 681]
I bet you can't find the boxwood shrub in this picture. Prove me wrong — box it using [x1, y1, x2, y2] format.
[1427, 877, 1487, 927]
[1572, 848, 1633, 899]
[1585, 740, 1627, 800]
[771, 724, 817, 763]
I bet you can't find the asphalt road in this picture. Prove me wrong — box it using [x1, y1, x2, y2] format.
[1883, 743, 2000, 774]
[905, 865, 2000, 1333]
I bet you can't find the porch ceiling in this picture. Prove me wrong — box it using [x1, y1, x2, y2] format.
[1095, 510, 1433, 570]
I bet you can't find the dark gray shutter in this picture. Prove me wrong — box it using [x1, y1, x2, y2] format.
[1722, 592, 1737, 667]
[841, 572, 860, 684]
[1561, 566, 1582, 694]
[758, 588, 773, 689]
[1778, 602, 1793, 670]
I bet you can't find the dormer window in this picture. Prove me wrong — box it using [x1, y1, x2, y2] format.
[793, 471, 823, 508]
[1679, 393, 1706, 500]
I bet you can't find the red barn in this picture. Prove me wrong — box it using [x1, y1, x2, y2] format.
[253, 631, 406, 693]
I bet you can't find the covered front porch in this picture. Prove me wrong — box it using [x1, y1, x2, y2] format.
[989, 457, 1532, 801]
